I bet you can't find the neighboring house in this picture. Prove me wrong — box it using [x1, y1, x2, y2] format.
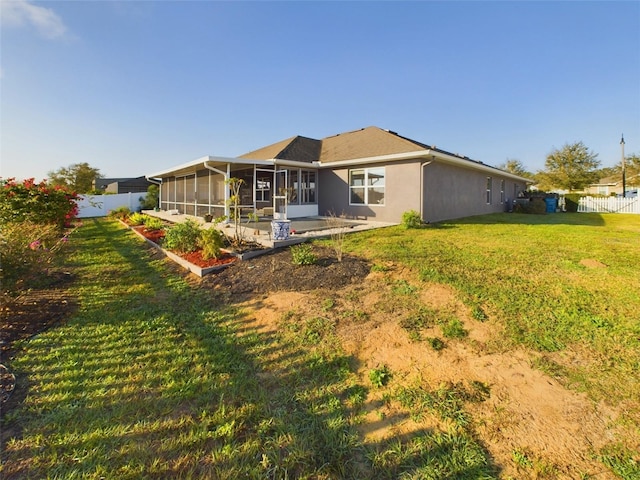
[146, 126, 531, 223]
[94, 176, 152, 194]
[584, 173, 639, 197]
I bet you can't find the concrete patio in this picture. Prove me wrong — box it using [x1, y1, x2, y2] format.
[142, 210, 396, 249]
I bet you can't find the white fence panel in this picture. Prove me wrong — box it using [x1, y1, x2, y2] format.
[578, 196, 640, 214]
[76, 193, 147, 218]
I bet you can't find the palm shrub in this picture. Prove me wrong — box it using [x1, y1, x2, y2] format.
[163, 219, 201, 254]
[198, 227, 224, 260]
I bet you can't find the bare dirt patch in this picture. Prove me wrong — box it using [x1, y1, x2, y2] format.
[1, 242, 626, 478]
[225, 254, 622, 479]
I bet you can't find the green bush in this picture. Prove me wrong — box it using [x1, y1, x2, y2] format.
[401, 209, 423, 228]
[291, 243, 317, 265]
[140, 184, 159, 210]
[564, 193, 582, 213]
[127, 212, 146, 226]
[163, 219, 201, 254]
[514, 198, 547, 214]
[143, 216, 164, 231]
[198, 227, 224, 260]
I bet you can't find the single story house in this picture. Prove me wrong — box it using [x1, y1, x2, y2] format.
[94, 176, 152, 194]
[584, 173, 639, 197]
[146, 126, 531, 223]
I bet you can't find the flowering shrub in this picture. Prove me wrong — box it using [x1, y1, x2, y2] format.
[0, 177, 79, 229]
[0, 221, 71, 292]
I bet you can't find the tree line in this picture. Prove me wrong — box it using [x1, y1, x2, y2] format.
[498, 142, 639, 193]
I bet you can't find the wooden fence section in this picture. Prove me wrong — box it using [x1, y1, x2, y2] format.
[578, 196, 640, 214]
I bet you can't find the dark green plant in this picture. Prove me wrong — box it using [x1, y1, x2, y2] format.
[291, 243, 317, 265]
[163, 219, 201, 254]
[140, 184, 159, 210]
[401, 209, 423, 228]
[198, 227, 224, 260]
[564, 193, 582, 213]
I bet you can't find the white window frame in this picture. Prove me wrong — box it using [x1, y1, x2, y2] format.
[486, 176, 492, 204]
[349, 167, 385, 206]
[500, 179, 505, 204]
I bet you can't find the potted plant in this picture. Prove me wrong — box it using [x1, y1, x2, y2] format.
[203, 213, 213, 223]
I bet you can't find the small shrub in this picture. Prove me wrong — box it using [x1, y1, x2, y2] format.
[127, 212, 146, 226]
[369, 365, 392, 388]
[401, 209, 423, 228]
[163, 219, 201, 254]
[198, 227, 224, 260]
[143, 216, 164, 231]
[291, 243, 317, 265]
[109, 206, 131, 220]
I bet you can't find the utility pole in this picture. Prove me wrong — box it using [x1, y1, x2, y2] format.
[621, 134, 626, 198]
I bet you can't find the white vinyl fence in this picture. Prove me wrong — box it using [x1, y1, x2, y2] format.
[76, 193, 147, 218]
[578, 196, 640, 214]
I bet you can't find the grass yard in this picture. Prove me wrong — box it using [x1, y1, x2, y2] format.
[1, 213, 639, 479]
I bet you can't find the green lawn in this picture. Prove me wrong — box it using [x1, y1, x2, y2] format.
[1, 213, 639, 479]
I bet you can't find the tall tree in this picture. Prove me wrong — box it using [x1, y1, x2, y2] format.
[497, 159, 532, 178]
[537, 142, 601, 191]
[47, 162, 104, 194]
[616, 153, 640, 179]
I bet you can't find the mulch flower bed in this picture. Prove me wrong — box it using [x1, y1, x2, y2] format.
[131, 225, 237, 269]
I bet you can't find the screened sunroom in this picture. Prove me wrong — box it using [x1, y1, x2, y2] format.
[147, 156, 318, 220]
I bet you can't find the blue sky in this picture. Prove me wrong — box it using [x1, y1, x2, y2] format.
[1, 0, 639, 182]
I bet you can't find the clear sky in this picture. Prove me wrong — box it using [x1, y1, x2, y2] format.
[1, 0, 639, 182]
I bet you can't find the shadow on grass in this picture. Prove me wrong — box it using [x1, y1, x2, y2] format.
[2, 218, 500, 479]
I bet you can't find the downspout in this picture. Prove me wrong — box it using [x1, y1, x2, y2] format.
[203, 160, 230, 221]
[419, 155, 435, 221]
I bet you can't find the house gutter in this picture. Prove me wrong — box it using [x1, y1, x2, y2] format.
[317, 149, 532, 184]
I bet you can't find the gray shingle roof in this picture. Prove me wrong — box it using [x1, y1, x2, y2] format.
[239, 126, 429, 164]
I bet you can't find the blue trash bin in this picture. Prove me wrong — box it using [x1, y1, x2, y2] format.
[544, 197, 557, 213]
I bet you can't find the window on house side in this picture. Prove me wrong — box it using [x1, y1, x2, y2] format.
[349, 167, 385, 205]
[500, 179, 505, 204]
[486, 177, 492, 204]
[300, 170, 316, 204]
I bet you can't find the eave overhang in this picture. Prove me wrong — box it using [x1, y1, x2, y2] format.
[316, 149, 533, 184]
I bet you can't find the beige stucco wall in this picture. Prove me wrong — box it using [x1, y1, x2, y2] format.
[422, 161, 525, 222]
[319, 159, 527, 223]
[318, 161, 421, 222]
